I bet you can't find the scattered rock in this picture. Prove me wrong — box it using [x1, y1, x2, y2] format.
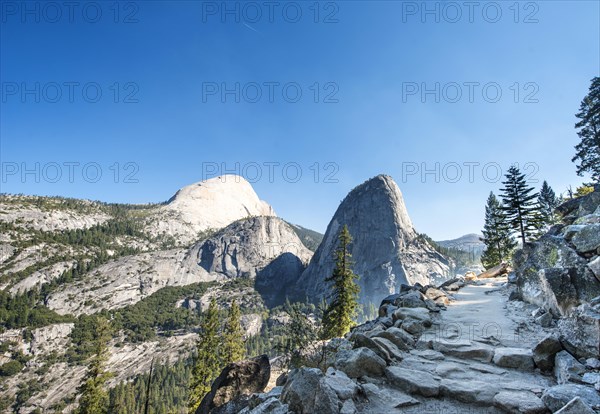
[440, 379, 497, 405]
[493, 391, 547, 414]
[533, 335, 563, 372]
[350, 333, 392, 362]
[588, 257, 600, 281]
[392, 307, 432, 323]
[241, 397, 289, 414]
[585, 358, 600, 369]
[373, 327, 415, 351]
[334, 347, 386, 379]
[431, 339, 494, 363]
[536, 312, 553, 328]
[493, 347, 534, 371]
[542, 384, 600, 412]
[572, 224, 600, 254]
[360, 383, 419, 410]
[401, 318, 428, 335]
[371, 337, 403, 362]
[385, 366, 440, 397]
[339, 399, 357, 414]
[409, 349, 445, 361]
[558, 304, 600, 359]
[323, 367, 359, 400]
[554, 350, 586, 384]
[582, 372, 600, 386]
[554, 397, 595, 414]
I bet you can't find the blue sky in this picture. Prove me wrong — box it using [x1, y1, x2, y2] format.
[1, 1, 599, 239]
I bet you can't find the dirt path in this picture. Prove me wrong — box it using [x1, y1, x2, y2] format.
[358, 277, 557, 413]
[430, 277, 537, 348]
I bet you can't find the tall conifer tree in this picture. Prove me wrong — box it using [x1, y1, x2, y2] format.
[188, 298, 220, 413]
[77, 317, 113, 414]
[321, 225, 360, 339]
[573, 77, 600, 182]
[480, 192, 516, 269]
[538, 181, 559, 227]
[500, 166, 541, 245]
[222, 300, 245, 365]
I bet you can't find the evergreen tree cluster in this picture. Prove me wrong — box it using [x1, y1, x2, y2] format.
[187, 298, 246, 413]
[0, 289, 74, 331]
[108, 358, 192, 414]
[481, 168, 560, 269]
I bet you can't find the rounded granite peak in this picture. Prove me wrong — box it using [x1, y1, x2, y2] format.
[146, 175, 276, 244]
[295, 174, 451, 306]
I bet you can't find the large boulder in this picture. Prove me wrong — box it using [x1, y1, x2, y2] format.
[554, 397, 595, 414]
[541, 384, 600, 412]
[556, 190, 600, 225]
[386, 366, 440, 397]
[293, 175, 452, 306]
[513, 190, 600, 319]
[373, 327, 415, 351]
[532, 334, 563, 372]
[334, 347, 387, 378]
[493, 347, 535, 370]
[197, 355, 271, 414]
[513, 236, 600, 317]
[493, 391, 547, 414]
[558, 304, 600, 359]
[571, 224, 600, 254]
[280, 368, 339, 414]
[554, 350, 586, 384]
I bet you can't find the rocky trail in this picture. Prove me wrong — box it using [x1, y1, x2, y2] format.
[356, 278, 556, 413]
[228, 275, 600, 414]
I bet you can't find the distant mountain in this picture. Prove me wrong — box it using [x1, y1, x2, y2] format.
[436, 233, 485, 254]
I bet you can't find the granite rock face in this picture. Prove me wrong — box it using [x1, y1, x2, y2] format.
[294, 175, 452, 306]
[513, 189, 600, 358]
[48, 216, 311, 315]
[145, 175, 276, 244]
[191, 216, 312, 280]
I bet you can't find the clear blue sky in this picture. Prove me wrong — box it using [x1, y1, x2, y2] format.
[1, 1, 599, 239]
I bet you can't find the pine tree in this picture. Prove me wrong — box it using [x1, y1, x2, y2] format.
[188, 298, 220, 413]
[499, 166, 542, 245]
[321, 225, 360, 340]
[480, 192, 516, 269]
[222, 300, 245, 365]
[573, 77, 600, 182]
[278, 300, 318, 368]
[538, 181, 559, 227]
[77, 316, 113, 414]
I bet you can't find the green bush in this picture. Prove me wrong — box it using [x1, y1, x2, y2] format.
[0, 360, 23, 377]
